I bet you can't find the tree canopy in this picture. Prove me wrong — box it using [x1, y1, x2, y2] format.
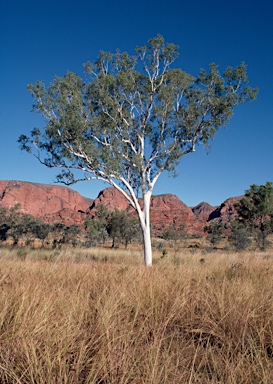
[19, 35, 258, 265]
[235, 182, 273, 250]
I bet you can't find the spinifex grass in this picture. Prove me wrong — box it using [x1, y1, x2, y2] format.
[0, 247, 273, 383]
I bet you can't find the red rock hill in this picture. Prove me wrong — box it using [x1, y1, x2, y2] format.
[207, 196, 243, 222]
[0, 180, 242, 236]
[0, 180, 93, 226]
[89, 188, 205, 235]
[192, 202, 217, 222]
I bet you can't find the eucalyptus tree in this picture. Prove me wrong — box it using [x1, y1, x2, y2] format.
[235, 182, 273, 250]
[18, 35, 258, 266]
[108, 209, 140, 249]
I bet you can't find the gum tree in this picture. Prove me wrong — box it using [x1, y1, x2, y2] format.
[18, 35, 258, 266]
[235, 182, 273, 250]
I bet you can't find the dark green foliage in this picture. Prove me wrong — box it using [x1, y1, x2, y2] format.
[228, 221, 252, 251]
[0, 205, 81, 248]
[0, 223, 9, 241]
[84, 225, 108, 248]
[0, 206, 9, 240]
[0, 204, 51, 245]
[31, 222, 52, 241]
[84, 205, 140, 248]
[107, 209, 140, 248]
[51, 223, 81, 248]
[7, 205, 28, 243]
[191, 233, 203, 239]
[204, 221, 225, 245]
[161, 248, 168, 258]
[154, 240, 164, 252]
[235, 182, 273, 250]
[84, 204, 110, 247]
[62, 224, 82, 247]
[162, 223, 187, 242]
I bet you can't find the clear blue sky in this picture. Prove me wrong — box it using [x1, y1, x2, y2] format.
[1, 0, 273, 207]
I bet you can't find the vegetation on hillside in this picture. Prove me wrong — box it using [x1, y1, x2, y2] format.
[0, 204, 141, 250]
[204, 182, 273, 251]
[1, 182, 273, 253]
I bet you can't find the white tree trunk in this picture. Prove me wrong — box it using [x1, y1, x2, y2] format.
[140, 192, 153, 267]
[141, 222, 152, 266]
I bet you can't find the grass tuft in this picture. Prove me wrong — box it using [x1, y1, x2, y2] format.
[0, 248, 273, 382]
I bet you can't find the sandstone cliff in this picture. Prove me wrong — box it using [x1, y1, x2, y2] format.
[192, 202, 217, 221]
[208, 196, 243, 222]
[0, 180, 92, 225]
[89, 188, 205, 235]
[0, 180, 242, 236]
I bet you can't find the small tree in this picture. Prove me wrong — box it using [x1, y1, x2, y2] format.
[51, 223, 66, 248]
[4, 204, 29, 245]
[84, 225, 108, 247]
[0, 204, 52, 246]
[204, 221, 225, 245]
[0, 206, 9, 241]
[29, 221, 52, 244]
[18, 35, 257, 265]
[162, 223, 187, 242]
[228, 221, 252, 251]
[84, 204, 110, 246]
[108, 209, 140, 248]
[121, 216, 141, 249]
[235, 182, 273, 250]
[50, 222, 82, 248]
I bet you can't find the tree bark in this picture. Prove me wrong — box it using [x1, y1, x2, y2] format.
[141, 222, 152, 266]
[140, 192, 152, 267]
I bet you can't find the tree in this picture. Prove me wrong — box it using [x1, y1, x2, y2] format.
[1, 204, 52, 246]
[228, 221, 252, 251]
[162, 223, 187, 242]
[28, 221, 51, 243]
[3, 204, 27, 245]
[10, 215, 52, 246]
[108, 209, 140, 248]
[121, 216, 140, 249]
[204, 221, 225, 245]
[84, 204, 110, 247]
[51, 222, 82, 248]
[14, 215, 51, 246]
[18, 35, 258, 266]
[61, 224, 82, 247]
[0, 206, 9, 241]
[235, 182, 273, 250]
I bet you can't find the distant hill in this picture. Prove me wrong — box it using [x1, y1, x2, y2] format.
[0, 180, 93, 226]
[0, 180, 242, 236]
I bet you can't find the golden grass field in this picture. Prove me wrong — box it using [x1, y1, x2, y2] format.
[0, 245, 273, 383]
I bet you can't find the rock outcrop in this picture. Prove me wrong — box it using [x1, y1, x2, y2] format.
[208, 196, 243, 222]
[0, 180, 243, 236]
[89, 188, 204, 235]
[192, 202, 217, 221]
[150, 194, 204, 235]
[0, 180, 93, 225]
[89, 188, 130, 212]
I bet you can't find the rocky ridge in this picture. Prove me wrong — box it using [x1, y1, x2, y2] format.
[0, 180, 93, 226]
[0, 180, 242, 236]
[89, 188, 205, 235]
[191, 202, 217, 222]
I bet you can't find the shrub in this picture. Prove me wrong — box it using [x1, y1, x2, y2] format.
[228, 222, 252, 251]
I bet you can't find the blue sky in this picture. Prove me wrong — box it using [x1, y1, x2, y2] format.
[1, 0, 273, 207]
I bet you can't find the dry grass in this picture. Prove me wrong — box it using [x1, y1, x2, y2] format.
[0, 246, 273, 383]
